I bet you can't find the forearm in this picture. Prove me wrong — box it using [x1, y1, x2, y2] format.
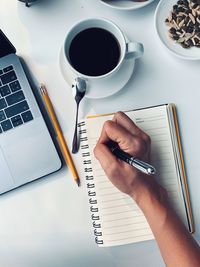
[132, 180, 200, 267]
[94, 113, 200, 266]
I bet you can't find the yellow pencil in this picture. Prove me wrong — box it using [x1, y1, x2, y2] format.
[40, 84, 80, 186]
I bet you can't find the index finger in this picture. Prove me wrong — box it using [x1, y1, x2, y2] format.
[93, 143, 118, 172]
[98, 120, 135, 146]
[113, 111, 146, 137]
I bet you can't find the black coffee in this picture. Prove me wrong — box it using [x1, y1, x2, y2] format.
[69, 28, 120, 76]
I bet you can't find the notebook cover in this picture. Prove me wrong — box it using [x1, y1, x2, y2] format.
[171, 104, 194, 233]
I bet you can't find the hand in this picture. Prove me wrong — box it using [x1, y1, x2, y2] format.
[94, 112, 163, 203]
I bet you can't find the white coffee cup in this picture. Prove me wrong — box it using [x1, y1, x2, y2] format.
[61, 18, 144, 98]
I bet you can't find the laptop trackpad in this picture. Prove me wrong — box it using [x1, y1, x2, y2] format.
[2, 119, 59, 186]
[0, 146, 14, 193]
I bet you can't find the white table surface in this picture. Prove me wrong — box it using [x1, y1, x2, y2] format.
[0, 0, 200, 266]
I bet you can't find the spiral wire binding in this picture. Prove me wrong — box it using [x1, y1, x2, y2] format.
[79, 121, 104, 245]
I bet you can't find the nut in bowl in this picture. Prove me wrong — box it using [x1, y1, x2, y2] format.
[100, 0, 155, 10]
[155, 0, 200, 60]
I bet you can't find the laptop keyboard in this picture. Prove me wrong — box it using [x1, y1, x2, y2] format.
[0, 65, 33, 134]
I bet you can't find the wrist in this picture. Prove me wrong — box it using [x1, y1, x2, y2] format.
[130, 176, 168, 211]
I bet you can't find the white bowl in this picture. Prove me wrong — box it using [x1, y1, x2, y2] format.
[155, 0, 200, 60]
[100, 0, 155, 11]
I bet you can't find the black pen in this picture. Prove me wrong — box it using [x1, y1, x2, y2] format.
[111, 147, 156, 176]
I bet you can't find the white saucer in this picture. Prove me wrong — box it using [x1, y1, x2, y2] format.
[59, 47, 135, 99]
[155, 0, 200, 60]
[100, 0, 155, 11]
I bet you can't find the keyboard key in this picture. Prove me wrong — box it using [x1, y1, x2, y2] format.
[1, 119, 12, 131]
[9, 80, 21, 92]
[0, 85, 11, 97]
[5, 100, 29, 118]
[6, 91, 25, 106]
[3, 65, 13, 73]
[21, 110, 33, 123]
[0, 80, 2, 87]
[11, 115, 23, 127]
[0, 70, 3, 75]
[0, 110, 6, 122]
[0, 126, 2, 134]
[0, 98, 7, 110]
[1, 70, 17, 85]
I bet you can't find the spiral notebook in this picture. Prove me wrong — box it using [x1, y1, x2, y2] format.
[79, 104, 194, 247]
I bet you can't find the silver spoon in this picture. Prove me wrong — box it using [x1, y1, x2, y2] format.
[72, 77, 87, 154]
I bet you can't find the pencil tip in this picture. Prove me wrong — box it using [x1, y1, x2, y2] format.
[76, 178, 81, 187]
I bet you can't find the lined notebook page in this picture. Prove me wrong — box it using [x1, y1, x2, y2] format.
[85, 105, 187, 247]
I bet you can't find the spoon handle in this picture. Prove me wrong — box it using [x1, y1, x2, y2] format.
[72, 102, 80, 154]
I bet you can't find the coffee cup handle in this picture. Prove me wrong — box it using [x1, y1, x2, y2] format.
[125, 42, 144, 60]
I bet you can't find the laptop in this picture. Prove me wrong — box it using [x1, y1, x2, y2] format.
[0, 29, 62, 194]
